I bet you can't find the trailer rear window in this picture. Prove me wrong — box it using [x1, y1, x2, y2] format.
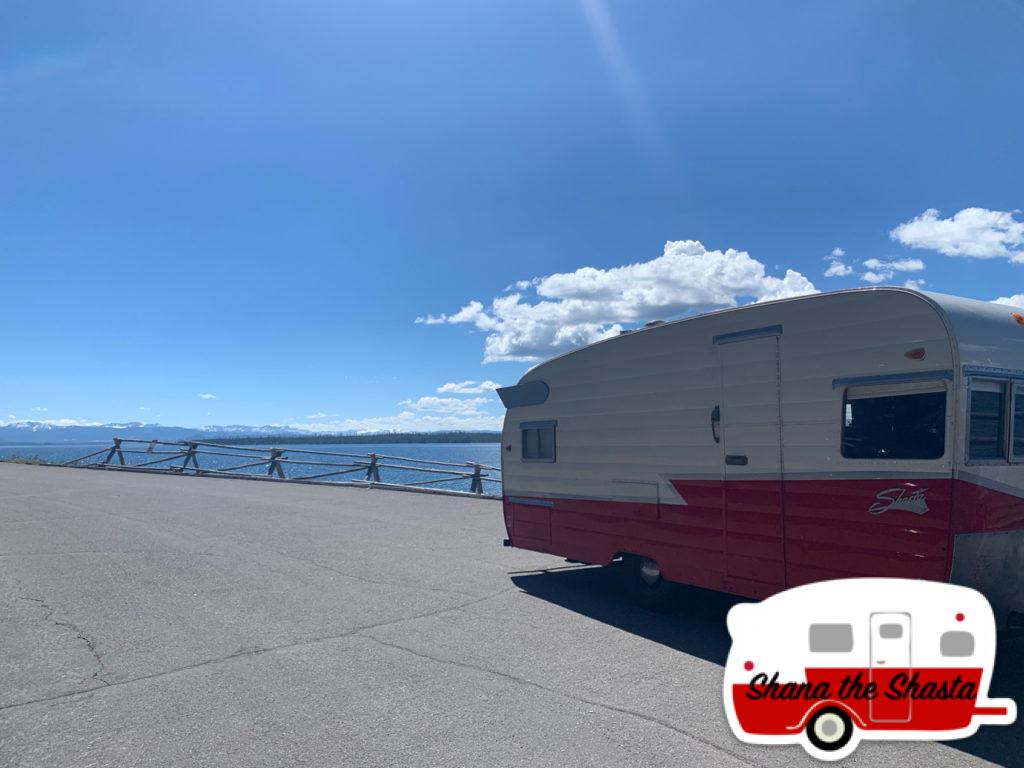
[969, 382, 1006, 460]
[842, 386, 945, 460]
[940, 631, 974, 657]
[521, 421, 556, 462]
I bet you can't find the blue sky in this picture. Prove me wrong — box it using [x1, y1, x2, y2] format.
[2, 0, 1023, 431]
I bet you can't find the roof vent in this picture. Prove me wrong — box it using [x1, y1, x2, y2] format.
[644, 320, 665, 328]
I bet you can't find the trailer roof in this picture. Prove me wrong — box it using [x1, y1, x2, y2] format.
[521, 287, 1024, 378]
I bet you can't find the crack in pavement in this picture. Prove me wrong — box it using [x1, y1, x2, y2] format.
[352, 632, 765, 768]
[0, 586, 516, 714]
[17, 596, 110, 688]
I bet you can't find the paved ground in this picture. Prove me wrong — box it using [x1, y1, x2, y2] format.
[0, 463, 1020, 768]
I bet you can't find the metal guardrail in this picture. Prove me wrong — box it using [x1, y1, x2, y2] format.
[63, 438, 502, 498]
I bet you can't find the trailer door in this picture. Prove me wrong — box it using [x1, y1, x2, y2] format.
[869, 613, 912, 722]
[717, 330, 785, 595]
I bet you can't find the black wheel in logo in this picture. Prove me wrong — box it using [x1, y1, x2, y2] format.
[806, 706, 854, 752]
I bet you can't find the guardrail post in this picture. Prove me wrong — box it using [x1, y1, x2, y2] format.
[114, 437, 126, 465]
[267, 448, 286, 479]
[469, 464, 483, 495]
[181, 441, 198, 472]
[365, 453, 380, 483]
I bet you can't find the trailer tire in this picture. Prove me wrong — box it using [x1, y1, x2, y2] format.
[626, 556, 676, 610]
[806, 707, 853, 753]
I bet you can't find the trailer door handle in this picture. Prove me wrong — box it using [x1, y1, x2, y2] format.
[711, 405, 721, 443]
[725, 454, 748, 466]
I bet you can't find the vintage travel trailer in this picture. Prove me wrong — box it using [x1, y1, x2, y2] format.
[723, 578, 1015, 759]
[497, 288, 1024, 626]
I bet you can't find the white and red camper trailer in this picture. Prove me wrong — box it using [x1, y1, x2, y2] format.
[723, 578, 1015, 759]
[497, 288, 1024, 626]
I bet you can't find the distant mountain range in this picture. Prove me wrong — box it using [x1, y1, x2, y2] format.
[0, 421, 315, 444]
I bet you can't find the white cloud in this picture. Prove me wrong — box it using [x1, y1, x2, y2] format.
[304, 411, 334, 419]
[824, 260, 853, 277]
[30, 406, 48, 412]
[903, 279, 926, 290]
[437, 380, 502, 394]
[993, 294, 1024, 309]
[198, 393, 216, 400]
[859, 257, 926, 284]
[863, 258, 925, 272]
[420, 239, 817, 362]
[831, 247, 846, 258]
[398, 396, 491, 415]
[890, 208, 1024, 261]
[861, 271, 887, 285]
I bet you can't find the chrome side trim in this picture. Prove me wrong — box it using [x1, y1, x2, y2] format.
[712, 324, 783, 345]
[962, 365, 1024, 378]
[505, 496, 555, 508]
[832, 369, 953, 390]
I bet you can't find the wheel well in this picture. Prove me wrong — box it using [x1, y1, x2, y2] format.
[797, 700, 865, 731]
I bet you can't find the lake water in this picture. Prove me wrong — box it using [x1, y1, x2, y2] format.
[0, 442, 504, 494]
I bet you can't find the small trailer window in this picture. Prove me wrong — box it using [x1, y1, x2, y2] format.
[521, 421, 556, 462]
[842, 384, 945, 460]
[809, 623, 854, 653]
[968, 381, 1006, 460]
[878, 623, 903, 639]
[940, 631, 974, 657]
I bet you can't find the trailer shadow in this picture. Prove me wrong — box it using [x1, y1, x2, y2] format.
[510, 565, 1024, 767]
[510, 564, 742, 666]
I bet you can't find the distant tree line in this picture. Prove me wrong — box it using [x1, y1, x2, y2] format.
[204, 431, 502, 446]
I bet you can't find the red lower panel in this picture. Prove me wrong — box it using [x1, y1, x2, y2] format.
[503, 477, 1024, 599]
[732, 667, 984, 734]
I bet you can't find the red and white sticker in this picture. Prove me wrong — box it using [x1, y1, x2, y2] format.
[723, 578, 1016, 761]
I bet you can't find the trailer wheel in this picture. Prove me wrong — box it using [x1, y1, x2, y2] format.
[626, 556, 676, 609]
[806, 707, 853, 753]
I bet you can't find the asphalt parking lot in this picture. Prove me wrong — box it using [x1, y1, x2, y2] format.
[0, 463, 1019, 767]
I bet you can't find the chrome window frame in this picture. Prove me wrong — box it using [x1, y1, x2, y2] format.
[520, 419, 557, 463]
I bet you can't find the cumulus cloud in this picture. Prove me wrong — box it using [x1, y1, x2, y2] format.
[903, 279, 926, 290]
[890, 208, 1024, 261]
[824, 247, 853, 277]
[198, 393, 216, 400]
[437, 380, 502, 394]
[993, 294, 1024, 309]
[419, 239, 817, 362]
[860, 257, 926, 284]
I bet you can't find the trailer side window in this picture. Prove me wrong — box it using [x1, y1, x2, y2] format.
[841, 383, 945, 460]
[521, 421, 556, 462]
[969, 382, 1006, 460]
[809, 623, 853, 653]
[940, 631, 974, 657]
[1013, 388, 1024, 458]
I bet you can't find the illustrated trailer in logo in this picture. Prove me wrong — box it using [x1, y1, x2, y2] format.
[724, 578, 1015, 761]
